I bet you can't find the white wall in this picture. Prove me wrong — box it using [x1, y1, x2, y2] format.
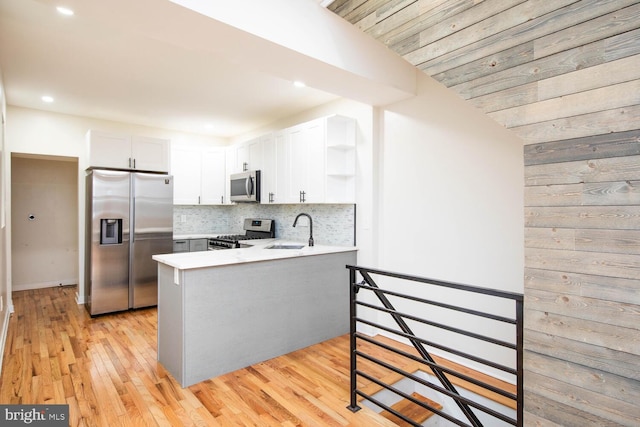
[380, 74, 523, 290]
[5, 106, 226, 304]
[11, 156, 78, 290]
[373, 73, 524, 380]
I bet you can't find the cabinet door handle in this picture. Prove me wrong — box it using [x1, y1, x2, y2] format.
[129, 157, 132, 168]
[300, 191, 306, 203]
[133, 158, 136, 169]
[269, 192, 274, 203]
[221, 196, 224, 204]
[243, 162, 248, 171]
[198, 196, 201, 204]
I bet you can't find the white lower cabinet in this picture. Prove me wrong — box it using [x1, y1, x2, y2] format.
[172, 146, 226, 205]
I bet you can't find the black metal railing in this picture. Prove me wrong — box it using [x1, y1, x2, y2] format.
[346, 265, 524, 427]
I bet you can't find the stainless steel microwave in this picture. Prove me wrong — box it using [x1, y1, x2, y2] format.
[229, 170, 261, 202]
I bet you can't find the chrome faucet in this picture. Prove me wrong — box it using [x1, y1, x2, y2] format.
[293, 213, 314, 247]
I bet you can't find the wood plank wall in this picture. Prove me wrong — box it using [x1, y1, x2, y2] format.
[329, 1, 640, 425]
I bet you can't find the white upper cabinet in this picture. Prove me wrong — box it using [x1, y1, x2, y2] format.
[233, 136, 263, 173]
[87, 130, 169, 172]
[131, 136, 170, 172]
[261, 130, 291, 204]
[172, 147, 201, 205]
[231, 114, 356, 205]
[288, 118, 325, 203]
[87, 131, 131, 169]
[199, 148, 227, 205]
[171, 145, 227, 205]
[285, 115, 356, 204]
[260, 133, 277, 203]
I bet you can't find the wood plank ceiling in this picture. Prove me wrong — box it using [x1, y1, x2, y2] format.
[328, 1, 640, 426]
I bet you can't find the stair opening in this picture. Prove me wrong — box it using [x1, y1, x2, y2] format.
[363, 370, 516, 426]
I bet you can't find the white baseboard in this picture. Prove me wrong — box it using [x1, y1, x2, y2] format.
[0, 306, 11, 378]
[11, 278, 77, 292]
[76, 291, 86, 305]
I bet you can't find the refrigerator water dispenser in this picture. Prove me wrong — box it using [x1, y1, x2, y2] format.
[100, 218, 122, 245]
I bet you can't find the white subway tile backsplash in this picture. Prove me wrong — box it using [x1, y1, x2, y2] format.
[173, 204, 355, 246]
[172, 205, 233, 235]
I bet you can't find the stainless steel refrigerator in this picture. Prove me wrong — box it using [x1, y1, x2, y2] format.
[85, 169, 173, 316]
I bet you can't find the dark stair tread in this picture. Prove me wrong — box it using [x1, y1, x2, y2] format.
[380, 392, 443, 426]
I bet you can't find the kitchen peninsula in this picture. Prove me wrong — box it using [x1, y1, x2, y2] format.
[152, 242, 357, 387]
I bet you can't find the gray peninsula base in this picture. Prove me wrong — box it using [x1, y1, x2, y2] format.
[157, 250, 357, 387]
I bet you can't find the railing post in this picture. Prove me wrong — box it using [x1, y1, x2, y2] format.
[516, 298, 524, 427]
[347, 267, 360, 412]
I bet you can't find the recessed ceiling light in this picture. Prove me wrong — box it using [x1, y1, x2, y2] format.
[293, 81, 306, 88]
[42, 95, 54, 103]
[56, 6, 74, 16]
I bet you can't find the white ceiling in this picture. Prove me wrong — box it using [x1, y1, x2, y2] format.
[0, 0, 354, 138]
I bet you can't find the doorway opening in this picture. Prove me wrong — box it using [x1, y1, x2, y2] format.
[11, 153, 78, 291]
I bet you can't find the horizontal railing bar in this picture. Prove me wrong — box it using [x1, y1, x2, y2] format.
[356, 317, 517, 375]
[356, 333, 517, 402]
[357, 300, 517, 349]
[348, 265, 523, 301]
[355, 284, 516, 324]
[356, 370, 471, 427]
[356, 353, 517, 425]
[358, 270, 484, 426]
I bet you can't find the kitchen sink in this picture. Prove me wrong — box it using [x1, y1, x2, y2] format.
[265, 244, 305, 250]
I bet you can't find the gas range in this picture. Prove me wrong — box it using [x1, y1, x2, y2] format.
[208, 218, 275, 250]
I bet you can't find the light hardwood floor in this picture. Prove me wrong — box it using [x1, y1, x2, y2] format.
[0, 286, 405, 426]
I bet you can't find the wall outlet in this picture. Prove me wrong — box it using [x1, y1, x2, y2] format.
[180, 214, 187, 223]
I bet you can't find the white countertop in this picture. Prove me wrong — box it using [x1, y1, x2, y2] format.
[153, 239, 357, 270]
